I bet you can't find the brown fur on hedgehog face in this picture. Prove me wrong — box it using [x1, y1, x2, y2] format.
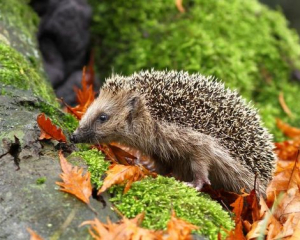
[72, 89, 148, 145]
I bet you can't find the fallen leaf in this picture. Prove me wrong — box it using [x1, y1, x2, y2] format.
[275, 120, 300, 160]
[98, 164, 156, 195]
[37, 113, 66, 142]
[267, 156, 300, 203]
[227, 195, 246, 240]
[175, 0, 185, 13]
[273, 188, 300, 228]
[81, 213, 160, 240]
[27, 228, 44, 240]
[275, 139, 300, 161]
[276, 119, 300, 139]
[95, 143, 156, 172]
[109, 142, 156, 171]
[290, 219, 300, 240]
[165, 210, 198, 240]
[86, 50, 95, 86]
[63, 67, 95, 120]
[278, 92, 294, 118]
[56, 151, 92, 204]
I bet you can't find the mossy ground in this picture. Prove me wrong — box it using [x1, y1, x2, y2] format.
[89, 0, 300, 141]
[72, 149, 234, 239]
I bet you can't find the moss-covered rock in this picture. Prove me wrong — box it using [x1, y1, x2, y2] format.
[0, 0, 78, 133]
[90, 0, 300, 140]
[0, 0, 56, 104]
[74, 149, 234, 239]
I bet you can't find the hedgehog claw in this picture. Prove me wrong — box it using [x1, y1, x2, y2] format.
[184, 178, 210, 191]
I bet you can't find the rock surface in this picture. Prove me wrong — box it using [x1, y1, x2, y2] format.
[0, 87, 119, 240]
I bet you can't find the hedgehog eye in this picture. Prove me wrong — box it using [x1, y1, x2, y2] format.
[99, 113, 109, 123]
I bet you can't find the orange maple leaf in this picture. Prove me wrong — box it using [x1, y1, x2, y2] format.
[81, 213, 160, 240]
[56, 151, 92, 204]
[98, 164, 157, 195]
[81, 211, 197, 240]
[63, 67, 95, 120]
[165, 210, 198, 240]
[37, 113, 66, 142]
[27, 228, 44, 240]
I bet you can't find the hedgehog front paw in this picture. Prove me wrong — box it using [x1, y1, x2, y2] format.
[184, 178, 211, 191]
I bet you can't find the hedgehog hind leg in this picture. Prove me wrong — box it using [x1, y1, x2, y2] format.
[186, 161, 211, 191]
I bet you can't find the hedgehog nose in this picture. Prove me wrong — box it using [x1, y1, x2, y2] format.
[70, 134, 78, 143]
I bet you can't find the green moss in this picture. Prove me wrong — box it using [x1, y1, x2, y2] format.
[0, 43, 56, 103]
[0, 0, 40, 57]
[74, 149, 233, 239]
[72, 149, 110, 186]
[111, 176, 233, 239]
[90, 0, 300, 140]
[0, 0, 57, 104]
[36, 177, 46, 185]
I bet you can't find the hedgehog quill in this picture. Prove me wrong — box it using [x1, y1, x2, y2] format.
[71, 70, 276, 194]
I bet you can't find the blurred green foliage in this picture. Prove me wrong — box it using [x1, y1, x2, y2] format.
[89, 0, 300, 141]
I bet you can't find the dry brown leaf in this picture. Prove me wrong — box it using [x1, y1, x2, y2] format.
[27, 228, 44, 240]
[175, 0, 185, 13]
[96, 143, 156, 172]
[81, 213, 160, 240]
[94, 144, 119, 164]
[110, 142, 156, 171]
[246, 197, 282, 240]
[165, 210, 198, 240]
[227, 195, 246, 240]
[246, 120, 300, 239]
[56, 150, 92, 204]
[276, 119, 300, 139]
[275, 140, 300, 161]
[273, 188, 300, 227]
[278, 92, 294, 118]
[267, 157, 300, 203]
[275, 120, 300, 161]
[290, 219, 300, 240]
[37, 113, 66, 142]
[98, 164, 156, 195]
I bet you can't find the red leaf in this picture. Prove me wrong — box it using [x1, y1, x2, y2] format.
[27, 228, 43, 240]
[37, 113, 66, 142]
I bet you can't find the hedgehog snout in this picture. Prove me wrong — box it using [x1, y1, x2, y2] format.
[71, 127, 95, 144]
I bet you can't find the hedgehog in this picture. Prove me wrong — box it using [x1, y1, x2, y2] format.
[71, 70, 276, 194]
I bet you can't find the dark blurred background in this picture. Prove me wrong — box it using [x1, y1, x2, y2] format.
[261, 0, 300, 34]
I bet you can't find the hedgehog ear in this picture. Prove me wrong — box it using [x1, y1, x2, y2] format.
[127, 96, 141, 123]
[129, 96, 140, 109]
